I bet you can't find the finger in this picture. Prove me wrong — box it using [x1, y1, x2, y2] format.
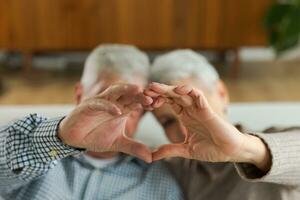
[147, 93, 181, 114]
[174, 85, 193, 95]
[143, 89, 161, 98]
[149, 83, 193, 107]
[135, 93, 153, 106]
[87, 98, 122, 116]
[118, 92, 152, 108]
[100, 84, 140, 101]
[143, 95, 154, 106]
[186, 89, 200, 109]
[189, 89, 208, 110]
[116, 136, 152, 163]
[172, 85, 194, 107]
[152, 96, 166, 108]
[148, 82, 178, 97]
[152, 144, 189, 161]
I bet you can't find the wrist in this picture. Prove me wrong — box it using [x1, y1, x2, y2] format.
[34, 117, 81, 162]
[236, 134, 271, 172]
[58, 117, 69, 145]
[57, 117, 85, 151]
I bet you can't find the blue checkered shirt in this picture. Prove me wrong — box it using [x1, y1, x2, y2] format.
[0, 114, 183, 200]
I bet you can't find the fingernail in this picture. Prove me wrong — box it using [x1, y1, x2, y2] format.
[114, 108, 122, 115]
[146, 97, 153, 104]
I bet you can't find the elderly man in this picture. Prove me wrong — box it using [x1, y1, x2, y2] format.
[144, 49, 300, 200]
[0, 45, 182, 200]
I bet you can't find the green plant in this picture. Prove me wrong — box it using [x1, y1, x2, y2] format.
[264, 0, 300, 55]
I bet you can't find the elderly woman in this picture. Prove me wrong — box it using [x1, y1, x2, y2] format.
[144, 50, 300, 200]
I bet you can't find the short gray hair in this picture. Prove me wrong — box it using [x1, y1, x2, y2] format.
[81, 44, 150, 91]
[151, 49, 219, 90]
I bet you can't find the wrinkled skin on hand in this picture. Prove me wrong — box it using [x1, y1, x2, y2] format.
[59, 82, 269, 170]
[144, 82, 245, 163]
[59, 84, 153, 163]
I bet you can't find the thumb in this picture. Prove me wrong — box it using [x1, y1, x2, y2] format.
[152, 143, 189, 161]
[116, 136, 153, 163]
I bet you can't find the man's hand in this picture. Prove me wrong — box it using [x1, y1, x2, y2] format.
[58, 84, 153, 163]
[144, 83, 271, 171]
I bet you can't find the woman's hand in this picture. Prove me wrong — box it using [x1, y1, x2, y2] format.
[145, 83, 271, 171]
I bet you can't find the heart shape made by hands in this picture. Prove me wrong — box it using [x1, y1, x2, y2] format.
[60, 83, 245, 164]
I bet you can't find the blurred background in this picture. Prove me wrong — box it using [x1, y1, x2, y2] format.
[0, 0, 300, 105]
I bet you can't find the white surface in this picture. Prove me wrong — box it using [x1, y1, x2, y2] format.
[239, 46, 300, 62]
[228, 102, 300, 129]
[239, 47, 275, 61]
[1, 102, 300, 146]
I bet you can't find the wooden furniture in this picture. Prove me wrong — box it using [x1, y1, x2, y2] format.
[0, 0, 272, 76]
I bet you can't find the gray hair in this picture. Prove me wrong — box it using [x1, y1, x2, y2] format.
[81, 44, 150, 91]
[151, 49, 219, 90]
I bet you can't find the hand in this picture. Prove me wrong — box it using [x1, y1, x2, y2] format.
[59, 84, 153, 163]
[144, 83, 271, 171]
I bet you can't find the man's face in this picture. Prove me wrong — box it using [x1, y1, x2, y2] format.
[153, 78, 228, 143]
[77, 73, 146, 138]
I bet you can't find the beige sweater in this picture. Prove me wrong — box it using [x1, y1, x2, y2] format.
[165, 126, 300, 200]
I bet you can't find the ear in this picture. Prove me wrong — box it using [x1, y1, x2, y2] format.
[75, 83, 83, 104]
[216, 80, 229, 106]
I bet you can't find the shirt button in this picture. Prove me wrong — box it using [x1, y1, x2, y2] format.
[49, 149, 58, 158]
